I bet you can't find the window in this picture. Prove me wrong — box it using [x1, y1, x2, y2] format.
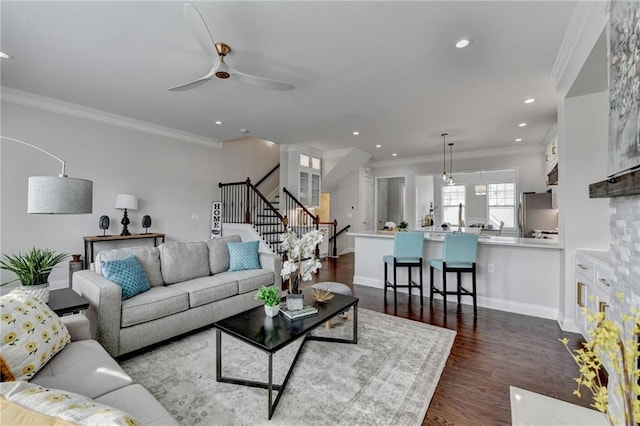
[311, 157, 321, 170]
[442, 185, 465, 226]
[487, 183, 515, 228]
[299, 154, 309, 168]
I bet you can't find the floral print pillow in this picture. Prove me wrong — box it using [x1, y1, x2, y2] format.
[1, 381, 139, 425]
[0, 290, 71, 381]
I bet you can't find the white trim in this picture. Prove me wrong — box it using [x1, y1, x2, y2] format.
[352, 275, 558, 320]
[368, 144, 543, 168]
[1, 87, 223, 148]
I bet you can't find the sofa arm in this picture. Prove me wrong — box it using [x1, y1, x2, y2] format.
[259, 252, 282, 284]
[72, 270, 122, 357]
[61, 314, 91, 341]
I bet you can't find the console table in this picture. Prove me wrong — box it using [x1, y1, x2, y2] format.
[83, 233, 165, 268]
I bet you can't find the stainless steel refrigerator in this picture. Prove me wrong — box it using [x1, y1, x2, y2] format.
[517, 192, 558, 238]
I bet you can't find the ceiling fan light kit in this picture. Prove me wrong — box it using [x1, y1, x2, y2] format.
[168, 3, 294, 92]
[441, 132, 449, 182]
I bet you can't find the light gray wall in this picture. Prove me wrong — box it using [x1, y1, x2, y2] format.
[1, 101, 280, 286]
[328, 167, 361, 254]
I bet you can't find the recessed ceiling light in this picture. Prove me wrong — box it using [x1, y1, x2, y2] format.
[455, 39, 471, 49]
[240, 128, 249, 134]
[524, 98, 535, 104]
[264, 140, 275, 146]
[214, 120, 223, 125]
[353, 131, 360, 136]
[515, 138, 523, 142]
[518, 122, 527, 127]
[375, 144, 381, 148]
[0, 51, 12, 59]
[392, 153, 397, 157]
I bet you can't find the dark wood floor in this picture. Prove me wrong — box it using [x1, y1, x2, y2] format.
[304, 253, 589, 425]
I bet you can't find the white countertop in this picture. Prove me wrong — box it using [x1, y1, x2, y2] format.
[349, 230, 563, 250]
[510, 386, 607, 425]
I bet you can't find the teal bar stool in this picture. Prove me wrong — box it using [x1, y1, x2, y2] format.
[383, 231, 425, 309]
[429, 233, 479, 317]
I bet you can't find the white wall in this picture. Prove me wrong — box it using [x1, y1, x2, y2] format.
[1, 100, 279, 286]
[328, 167, 362, 254]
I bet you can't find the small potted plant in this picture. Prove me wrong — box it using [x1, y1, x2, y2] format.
[0, 247, 69, 303]
[398, 221, 409, 231]
[255, 286, 281, 317]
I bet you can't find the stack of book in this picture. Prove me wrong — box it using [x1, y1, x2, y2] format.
[280, 304, 318, 320]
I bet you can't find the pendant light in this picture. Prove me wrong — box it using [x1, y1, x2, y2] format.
[448, 142, 455, 185]
[441, 132, 448, 182]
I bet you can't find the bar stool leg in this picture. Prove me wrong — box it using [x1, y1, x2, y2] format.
[393, 261, 398, 309]
[419, 262, 424, 306]
[384, 262, 388, 303]
[408, 266, 412, 300]
[442, 269, 447, 316]
[472, 264, 478, 317]
[429, 266, 434, 304]
[457, 271, 462, 313]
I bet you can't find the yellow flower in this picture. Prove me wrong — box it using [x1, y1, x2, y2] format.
[4, 332, 18, 345]
[1, 313, 12, 322]
[40, 352, 48, 363]
[123, 416, 139, 425]
[15, 306, 26, 314]
[35, 313, 45, 323]
[24, 341, 37, 354]
[22, 321, 34, 333]
[44, 394, 68, 403]
[21, 364, 36, 376]
[41, 331, 50, 343]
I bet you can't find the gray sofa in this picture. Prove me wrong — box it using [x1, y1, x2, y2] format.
[73, 235, 281, 357]
[14, 313, 178, 425]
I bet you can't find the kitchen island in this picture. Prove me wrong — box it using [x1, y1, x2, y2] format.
[350, 230, 563, 320]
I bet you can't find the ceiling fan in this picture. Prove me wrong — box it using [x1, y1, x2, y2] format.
[169, 2, 294, 92]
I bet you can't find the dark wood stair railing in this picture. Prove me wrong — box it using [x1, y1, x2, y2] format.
[329, 223, 351, 258]
[254, 163, 280, 189]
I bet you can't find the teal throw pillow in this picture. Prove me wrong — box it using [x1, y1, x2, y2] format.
[101, 254, 151, 300]
[227, 241, 261, 271]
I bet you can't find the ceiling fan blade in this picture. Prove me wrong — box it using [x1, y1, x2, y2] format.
[183, 2, 221, 67]
[226, 63, 295, 91]
[168, 66, 217, 91]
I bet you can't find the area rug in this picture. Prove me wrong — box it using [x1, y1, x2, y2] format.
[119, 309, 456, 425]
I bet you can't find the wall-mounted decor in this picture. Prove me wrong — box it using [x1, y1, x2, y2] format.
[608, 0, 640, 176]
[211, 201, 222, 238]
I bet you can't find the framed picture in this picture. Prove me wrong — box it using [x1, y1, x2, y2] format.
[608, 0, 640, 176]
[211, 201, 222, 238]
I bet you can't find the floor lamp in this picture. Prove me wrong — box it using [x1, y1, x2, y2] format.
[1, 136, 93, 214]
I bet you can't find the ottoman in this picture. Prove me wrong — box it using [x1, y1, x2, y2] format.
[311, 282, 352, 329]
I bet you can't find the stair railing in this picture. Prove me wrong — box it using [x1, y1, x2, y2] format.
[254, 163, 280, 189]
[329, 224, 351, 257]
[218, 178, 286, 252]
[281, 187, 319, 236]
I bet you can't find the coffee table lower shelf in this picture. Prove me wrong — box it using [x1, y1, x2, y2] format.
[215, 305, 358, 420]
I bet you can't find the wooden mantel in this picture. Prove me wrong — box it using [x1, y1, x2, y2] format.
[589, 169, 640, 198]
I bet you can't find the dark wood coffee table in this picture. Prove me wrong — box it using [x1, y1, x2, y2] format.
[213, 291, 359, 419]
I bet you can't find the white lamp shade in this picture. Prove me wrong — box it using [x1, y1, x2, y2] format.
[28, 176, 93, 214]
[115, 193, 138, 210]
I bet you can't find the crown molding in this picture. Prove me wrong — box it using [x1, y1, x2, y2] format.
[1, 87, 222, 148]
[368, 144, 544, 168]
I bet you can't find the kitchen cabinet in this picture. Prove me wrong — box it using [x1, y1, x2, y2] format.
[574, 250, 612, 340]
[298, 155, 321, 208]
[545, 138, 558, 186]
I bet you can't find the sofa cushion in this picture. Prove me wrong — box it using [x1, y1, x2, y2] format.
[95, 384, 179, 425]
[0, 381, 139, 425]
[101, 255, 151, 300]
[30, 340, 132, 399]
[0, 290, 70, 382]
[216, 269, 275, 294]
[227, 241, 261, 271]
[206, 235, 241, 274]
[170, 275, 238, 308]
[121, 286, 189, 328]
[159, 241, 210, 284]
[95, 246, 163, 287]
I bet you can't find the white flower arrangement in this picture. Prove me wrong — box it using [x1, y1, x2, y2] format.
[280, 229, 324, 293]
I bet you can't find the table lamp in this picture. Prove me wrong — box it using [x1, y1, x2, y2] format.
[115, 194, 138, 236]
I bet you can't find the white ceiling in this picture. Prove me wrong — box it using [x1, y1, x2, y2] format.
[1, 1, 577, 162]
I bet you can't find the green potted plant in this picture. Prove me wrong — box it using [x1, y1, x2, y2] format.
[398, 221, 409, 231]
[0, 247, 69, 303]
[255, 285, 281, 317]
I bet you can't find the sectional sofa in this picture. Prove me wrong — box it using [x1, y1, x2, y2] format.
[73, 235, 281, 357]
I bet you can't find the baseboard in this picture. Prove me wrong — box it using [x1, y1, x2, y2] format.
[352, 276, 558, 320]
